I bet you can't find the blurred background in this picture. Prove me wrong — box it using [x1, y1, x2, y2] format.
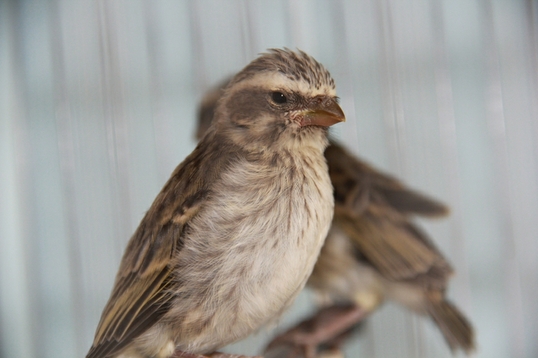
[1, 0, 537, 357]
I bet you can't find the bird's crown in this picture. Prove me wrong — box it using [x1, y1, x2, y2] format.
[232, 48, 335, 92]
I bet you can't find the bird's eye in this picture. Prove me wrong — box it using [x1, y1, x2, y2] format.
[271, 91, 288, 104]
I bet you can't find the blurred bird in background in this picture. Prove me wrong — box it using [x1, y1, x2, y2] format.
[196, 76, 475, 358]
[86, 49, 344, 358]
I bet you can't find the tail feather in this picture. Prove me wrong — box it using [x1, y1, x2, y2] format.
[427, 300, 475, 354]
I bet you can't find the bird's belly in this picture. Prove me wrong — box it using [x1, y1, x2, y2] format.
[170, 163, 334, 353]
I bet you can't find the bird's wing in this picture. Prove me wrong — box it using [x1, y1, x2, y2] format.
[326, 140, 452, 287]
[87, 140, 224, 358]
[325, 141, 449, 217]
[335, 203, 453, 288]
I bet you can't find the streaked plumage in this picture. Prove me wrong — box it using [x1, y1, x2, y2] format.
[309, 143, 474, 353]
[86, 49, 344, 358]
[196, 78, 475, 357]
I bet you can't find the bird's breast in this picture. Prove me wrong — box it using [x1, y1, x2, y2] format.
[170, 150, 334, 352]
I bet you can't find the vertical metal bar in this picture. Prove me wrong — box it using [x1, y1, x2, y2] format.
[96, 0, 133, 257]
[287, 0, 310, 50]
[524, 1, 538, 355]
[481, 1, 525, 357]
[48, 0, 85, 355]
[431, 0, 472, 302]
[374, 0, 407, 176]
[374, 2, 416, 357]
[328, 0, 360, 154]
[239, 0, 256, 61]
[187, 0, 208, 96]
[141, 0, 163, 170]
[0, 2, 37, 357]
[526, 0, 538, 204]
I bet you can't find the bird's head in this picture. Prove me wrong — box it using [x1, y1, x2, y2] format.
[213, 49, 345, 151]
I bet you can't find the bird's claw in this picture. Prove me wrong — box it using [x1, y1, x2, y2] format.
[265, 304, 367, 358]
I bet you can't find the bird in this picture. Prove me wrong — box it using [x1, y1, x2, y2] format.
[195, 79, 475, 358]
[86, 48, 345, 358]
[299, 143, 475, 355]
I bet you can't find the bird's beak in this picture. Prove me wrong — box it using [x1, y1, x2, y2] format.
[300, 97, 346, 127]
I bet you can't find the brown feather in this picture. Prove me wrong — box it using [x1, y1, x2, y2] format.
[325, 142, 449, 218]
[426, 298, 475, 353]
[334, 205, 452, 285]
[87, 135, 234, 358]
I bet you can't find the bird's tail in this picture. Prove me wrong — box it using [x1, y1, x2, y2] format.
[427, 299, 475, 354]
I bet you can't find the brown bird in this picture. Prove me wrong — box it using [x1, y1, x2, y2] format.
[196, 80, 475, 358]
[86, 49, 345, 358]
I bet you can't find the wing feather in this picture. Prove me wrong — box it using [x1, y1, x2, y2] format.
[327, 141, 453, 288]
[87, 137, 230, 358]
[326, 141, 449, 217]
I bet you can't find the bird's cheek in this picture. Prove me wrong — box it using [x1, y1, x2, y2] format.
[289, 112, 304, 127]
